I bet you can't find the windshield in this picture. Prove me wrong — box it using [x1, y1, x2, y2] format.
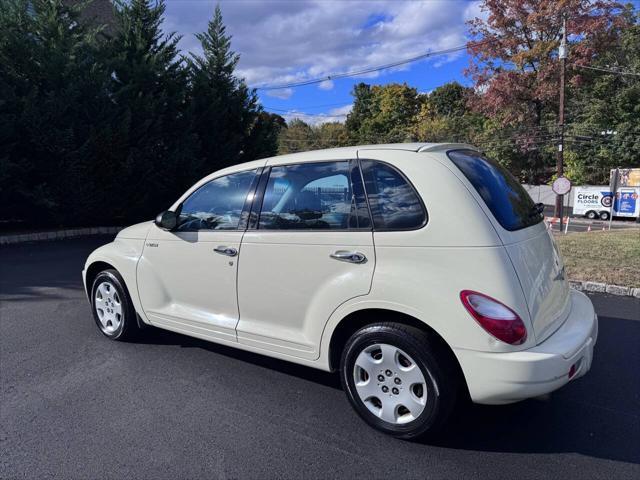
[448, 149, 543, 231]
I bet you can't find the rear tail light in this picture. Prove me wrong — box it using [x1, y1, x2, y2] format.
[460, 290, 527, 345]
[568, 359, 582, 379]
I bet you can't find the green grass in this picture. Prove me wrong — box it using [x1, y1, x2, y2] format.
[556, 229, 640, 288]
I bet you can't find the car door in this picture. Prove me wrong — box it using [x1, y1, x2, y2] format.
[236, 159, 375, 360]
[137, 169, 259, 343]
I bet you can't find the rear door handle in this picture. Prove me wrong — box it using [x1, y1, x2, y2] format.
[214, 246, 238, 257]
[330, 250, 367, 264]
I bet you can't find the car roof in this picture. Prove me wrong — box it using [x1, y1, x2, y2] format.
[259, 142, 478, 166]
[203, 142, 479, 182]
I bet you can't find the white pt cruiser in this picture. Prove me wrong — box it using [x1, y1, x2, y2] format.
[83, 143, 598, 439]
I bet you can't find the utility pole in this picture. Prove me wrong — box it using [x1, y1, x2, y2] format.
[554, 14, 567, 221]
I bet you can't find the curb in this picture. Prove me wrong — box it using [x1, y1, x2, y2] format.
[0, 227, 123, 245]
[569, 280, 640, 298]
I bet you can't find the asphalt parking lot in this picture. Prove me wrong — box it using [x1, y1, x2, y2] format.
[1, 236, 639, 479]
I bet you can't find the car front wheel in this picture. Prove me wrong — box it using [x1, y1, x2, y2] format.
[340, 323, 458, 440]
[91, 269, 140, 341]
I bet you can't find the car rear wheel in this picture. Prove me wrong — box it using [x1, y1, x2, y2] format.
[599, 211, 610, 221]
[91, 269, 140, 341]
[340, 322, 458, 440]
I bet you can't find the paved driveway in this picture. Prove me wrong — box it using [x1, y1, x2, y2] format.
[1, 237, 639, 479]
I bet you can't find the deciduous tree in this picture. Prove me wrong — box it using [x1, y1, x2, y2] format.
[567, 12, 640, 184]
[411, 82, 484, 145]
[466, 0, 628, 179]
[346, 83, 421, 143]
[278, 119, 315, 154]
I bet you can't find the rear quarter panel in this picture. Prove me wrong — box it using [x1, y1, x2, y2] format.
[432, 149, 572, 344]
[320, 149, 534, 366]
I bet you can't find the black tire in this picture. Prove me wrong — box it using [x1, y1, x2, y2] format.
[585, 211, 597, 220]
[340, 322, 458, 440]
[599, 211, 610, 221]
[90, 269, 140, 341]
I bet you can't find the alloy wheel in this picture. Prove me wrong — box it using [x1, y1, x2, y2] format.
[94, 281, 123, 334]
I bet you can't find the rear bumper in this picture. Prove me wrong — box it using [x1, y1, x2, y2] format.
[454, 289, 597, 405]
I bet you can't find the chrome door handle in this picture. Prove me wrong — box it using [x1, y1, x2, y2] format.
[214, 246, 238, 257]
[330, 251, 367, 264]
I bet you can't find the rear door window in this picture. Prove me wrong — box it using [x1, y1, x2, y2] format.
[447, 149, 542, 231]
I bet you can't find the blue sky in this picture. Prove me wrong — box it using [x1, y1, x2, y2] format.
[163, 0, 639, 125]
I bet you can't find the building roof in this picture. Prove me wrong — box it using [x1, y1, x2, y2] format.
[65, 0, 116, 35]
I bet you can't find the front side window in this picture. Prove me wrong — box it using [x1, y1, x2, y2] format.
[360, 160, 426, 230]
[176, 170, 257, 231]
[259, 161, 360, 230]
[447, 149, 542, 231]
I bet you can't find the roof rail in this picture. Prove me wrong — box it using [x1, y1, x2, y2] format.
[417, 143, 478, 153]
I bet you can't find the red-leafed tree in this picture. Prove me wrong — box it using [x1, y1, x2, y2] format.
[466, 0, 630, 180]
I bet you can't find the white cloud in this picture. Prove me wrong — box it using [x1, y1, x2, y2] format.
[265, 88, 294, 99]
[164, 0, 481, 93]
[318, 79, 334, 91]
[330, 104, 353, 116]
[463, 1, 486, 24]
[282, 103, 353, 126]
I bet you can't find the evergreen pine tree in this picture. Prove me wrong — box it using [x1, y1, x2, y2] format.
[108, 0, 194, 220]
[243, 112, 286, 160]
[0, 0, 114, 227]
[188, 5, 262, 171]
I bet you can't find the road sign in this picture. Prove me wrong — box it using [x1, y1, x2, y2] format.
[552, 176, 572, 195]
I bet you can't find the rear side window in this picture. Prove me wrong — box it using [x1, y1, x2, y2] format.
[360, 160, 426, 230]
[448, 149, 542, 231]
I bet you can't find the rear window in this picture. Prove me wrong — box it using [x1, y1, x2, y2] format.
[447, 149, 542, 231]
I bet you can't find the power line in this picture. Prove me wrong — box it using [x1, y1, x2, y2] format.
[252, 42, 636, 96]
[252, 39, 496, 91]
[262, 102, 350, 111]
[575, 64, 640, 77]
[272, 111, 348, 118]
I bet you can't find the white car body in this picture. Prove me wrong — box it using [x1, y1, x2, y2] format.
[83, 143, 597, 406]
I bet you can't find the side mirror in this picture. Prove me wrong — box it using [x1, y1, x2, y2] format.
[155, 210, 178, 231]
